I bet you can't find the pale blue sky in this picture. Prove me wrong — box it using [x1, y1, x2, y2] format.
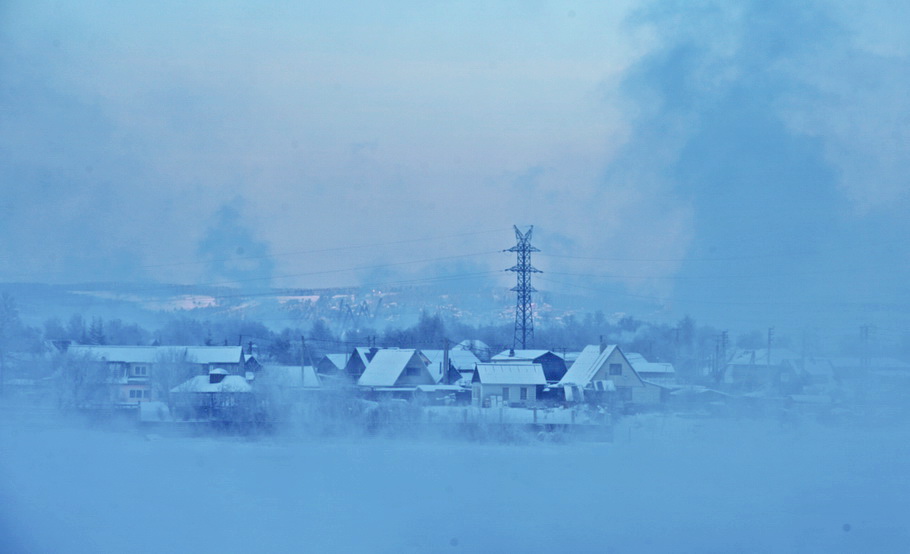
[1, 0, 908, 333]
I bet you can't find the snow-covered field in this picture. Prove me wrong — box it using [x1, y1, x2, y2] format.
[1, 413, 908, 553]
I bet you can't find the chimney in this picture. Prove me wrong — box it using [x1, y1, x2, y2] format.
[599, 335, 606, 353]
[509, 348, 515, 358]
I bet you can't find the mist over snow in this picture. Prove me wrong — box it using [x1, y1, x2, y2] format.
[1, 410, 909, 553]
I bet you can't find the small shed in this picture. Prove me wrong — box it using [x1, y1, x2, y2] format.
[170, 368, 254, 422]
[471, 363, 546, 407]
[491, 349, 567, 382]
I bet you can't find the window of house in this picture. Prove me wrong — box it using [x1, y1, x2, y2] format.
[143, 390, 150, 399]
[133, 366, 148, 377]
[129, 390, 141, 399]
[520, 387, 528, 401]
[609, 363, 623, 375]
[405, 366, 420, 377]
[502, 387, 510, 401]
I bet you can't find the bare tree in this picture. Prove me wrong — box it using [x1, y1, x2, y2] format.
[152, 348, 197, 406]
[53, 351, 111, 410]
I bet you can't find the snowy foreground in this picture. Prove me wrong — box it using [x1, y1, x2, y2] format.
[1, 413, 908, 553]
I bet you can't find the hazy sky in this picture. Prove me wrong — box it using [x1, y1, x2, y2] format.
[2, 0, 909, 332]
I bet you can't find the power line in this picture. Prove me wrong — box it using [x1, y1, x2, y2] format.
[538, 251, 817, 263]
[0, 227, 512, 280]
[538, 275, 910, 310]
[138, 227, 512, 270]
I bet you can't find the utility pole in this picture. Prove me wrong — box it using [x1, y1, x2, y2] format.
[442, 338, 450, 385]
[505, 225, 541, 350]
[301, 336, 306, 369]
[301, 336, 316, 370]
[719, 330, 728, 380]
[713, 335, 720, 382]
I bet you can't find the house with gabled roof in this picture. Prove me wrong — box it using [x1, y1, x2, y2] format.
[558, 344, 660, 407]
[471, 362, 546, 407]
[170, 368, 254, 422]
[490, 349, 567, 382]
[315, 353, 348, 375]
[626, 353, 678, 387]
[358, 349, 436, 389]
[343, 347, 381, 381]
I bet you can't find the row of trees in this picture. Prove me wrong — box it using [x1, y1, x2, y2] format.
[6, 292, 890, 391]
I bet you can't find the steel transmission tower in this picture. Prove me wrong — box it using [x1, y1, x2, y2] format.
[505, 225, 541, 349]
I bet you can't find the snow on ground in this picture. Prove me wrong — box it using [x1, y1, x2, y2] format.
[1, 413, 908, 553]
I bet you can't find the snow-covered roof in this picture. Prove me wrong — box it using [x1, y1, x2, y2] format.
[473, 363, 546, 385]
[67, 345, 243, 365]
[68, 345, 159, 364]
[322, 354, 348, 369]
[491, 349, 553, 361]
[171, 375, 252, 394]
[358, 349, 426, 387]
[421, 349, 481, 371]
[558, 345, 616, 386]
[626, 353, 676, 375]
[354, 347, 375, 362]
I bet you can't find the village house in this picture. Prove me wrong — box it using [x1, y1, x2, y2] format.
[457, 339, 492, 362]
[796, 357, 836, 390]
[558, 344, 660, 407]
[471, 362, 546, 407]
[490, 349, 567, 382]
[626, 353, 678, 387]
[722, 348, 802, 392]
[357, 349, 437, 390]
[343, 347, 381, 382]
[315, 353, 348, 375]
[67, 345, 157, 405]
[170, 368, 254, 422]
[65, 345, 245, 407]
